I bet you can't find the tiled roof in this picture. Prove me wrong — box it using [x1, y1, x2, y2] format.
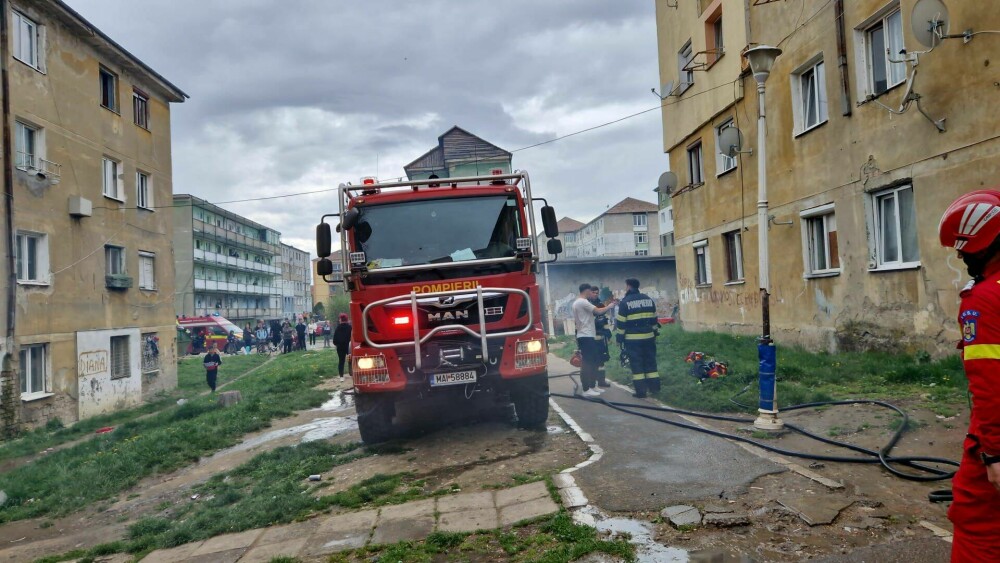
[604, 197, 658, 215]
[556, 217, 586, 232]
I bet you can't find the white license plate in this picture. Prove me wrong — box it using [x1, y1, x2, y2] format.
[430, 370, 477, 387]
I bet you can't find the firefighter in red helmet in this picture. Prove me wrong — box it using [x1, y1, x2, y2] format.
[939, 190, 1000, 562]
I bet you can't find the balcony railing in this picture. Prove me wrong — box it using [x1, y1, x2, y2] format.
[15, 151, 62, 180]
[194, 278, 280, 295]
[192, 249, 281, 275]
[192, 219, 280, 256]
[193, 307, 283, 321]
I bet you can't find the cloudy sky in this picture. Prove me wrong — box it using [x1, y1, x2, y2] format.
[70, 0, 669, 252]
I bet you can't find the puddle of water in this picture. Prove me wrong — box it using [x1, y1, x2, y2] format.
[211, 415, 358, 459]
[595, 516, 689, 563]
[315, 390, 354, 412]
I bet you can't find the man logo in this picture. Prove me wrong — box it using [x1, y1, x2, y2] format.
[427, 311, 469, 322]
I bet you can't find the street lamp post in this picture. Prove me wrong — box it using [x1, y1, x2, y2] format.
[744, 45, 784, 431]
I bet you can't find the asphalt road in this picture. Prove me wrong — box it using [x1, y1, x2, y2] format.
[547, 354, 784, 512]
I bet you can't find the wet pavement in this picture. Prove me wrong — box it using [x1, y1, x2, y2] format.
[547, 355, 784, 512]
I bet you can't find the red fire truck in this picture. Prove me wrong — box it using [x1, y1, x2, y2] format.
[315, 171, 563, 443]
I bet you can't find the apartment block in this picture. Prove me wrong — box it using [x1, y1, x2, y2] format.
[656, 0, 1000, 353]
[1, 0, 186, 427]
[278, 243, 312, 319]
[172, 195, 282, 327]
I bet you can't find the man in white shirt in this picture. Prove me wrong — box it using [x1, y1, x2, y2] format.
[573, 283, 617, 396]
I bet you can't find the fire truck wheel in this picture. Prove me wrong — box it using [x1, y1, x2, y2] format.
[513, 374, 549, 429]
[355, 394, 394, 444]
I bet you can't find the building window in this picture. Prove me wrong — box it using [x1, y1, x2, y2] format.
[13, 11, 40, 70]
[14, 121, 40, 171]
[19, 344, 47, 397]
[801, 204, 840, 276]
[133, 89, 149, 129]
[715, 119, 736, 175]
[15, 231, 48, 284]
[694, 239, 711, 285]
[102, 157, 122, 200]
[138, 251, 156, 290]
[635, 250, 649, 256]
[705, 6, 724, 65]
[99, 66, 118, 111]
[141, 332, 160, 374]
[723, 230, 744, 282]
[687, 141, 704, 185]
[110, 335, 130, 380]
[792, 57, 829, 134]
[859, 6, 905, 98]
[677, 40, 694, 94]
[635, 231, 649, 244]
[633, 213, 648, 228]
[871, 185, 919, 268]
[136, 172, 152, 209]
[105, 245, 125, 275]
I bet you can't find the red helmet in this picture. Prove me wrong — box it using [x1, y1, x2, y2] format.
[939, 190, 1000, 254]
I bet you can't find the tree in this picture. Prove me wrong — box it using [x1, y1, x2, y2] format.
[326, 293, 350, 320]
[313, 301, 325, 319]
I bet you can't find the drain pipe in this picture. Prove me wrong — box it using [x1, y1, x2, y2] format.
[0, 0, 20, 436]
[834, 0, 852, 116]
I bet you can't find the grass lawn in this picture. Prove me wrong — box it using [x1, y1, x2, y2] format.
[550, 324, 968, 413]
[0, 351, 333, 523]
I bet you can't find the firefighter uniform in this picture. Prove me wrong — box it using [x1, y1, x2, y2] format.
[615, 282, 660, 398]
[950, 263, 1000, 562]
[590, 295, 612, 386]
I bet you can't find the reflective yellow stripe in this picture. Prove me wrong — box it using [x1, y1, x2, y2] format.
[964, 344, 1000, 360]
[615, 314, 627, 323]
[629, 312, 657, 320]
[625, 333, 655, 340]
[632, 373, 646, 381]
[645, 372, 659, 378]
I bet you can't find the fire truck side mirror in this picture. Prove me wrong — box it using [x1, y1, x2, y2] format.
[342, 208, 361, 231]
[316, 258, 334, 276]
[541, 206, 559, 238]
[547, 239, 563, 255]
[316, 223, 332, 258]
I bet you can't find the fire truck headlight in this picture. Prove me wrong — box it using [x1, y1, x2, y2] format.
[357, 357, 375, 370]
[516, 339, 545, 355]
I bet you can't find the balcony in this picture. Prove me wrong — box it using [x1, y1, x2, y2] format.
[193, 278, 280, 296]
[192, 219, 280, 256]
[196, 307, 283, 321]
[192, 249, 281, 275]
[16, 152, 62, 183]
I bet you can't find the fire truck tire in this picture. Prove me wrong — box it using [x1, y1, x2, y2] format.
[513, 374, 549, 429]
[355, 394, 394, 444]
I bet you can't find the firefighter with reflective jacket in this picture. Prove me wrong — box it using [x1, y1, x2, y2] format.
[939, 190, 1000, 562]
[589, 284, 612, 388]
[615, 278, 661, 398]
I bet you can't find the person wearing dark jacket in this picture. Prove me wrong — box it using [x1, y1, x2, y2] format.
[615, 278, 661, 398]
[295, 319, 307, 351]
[242, 323, 253, 355]
[281, 321, 294, 354]
[589, 284, 612, 388]
[203, 344, 222, 392]
[333, 313, 352, 381]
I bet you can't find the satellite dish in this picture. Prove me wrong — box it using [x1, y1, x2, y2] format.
[718, 126, 744, 158]
[657, 171, 678, 194]
[911, 0, 950, 48]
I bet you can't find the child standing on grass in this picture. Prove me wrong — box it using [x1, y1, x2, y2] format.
[203, 344, 222, 392]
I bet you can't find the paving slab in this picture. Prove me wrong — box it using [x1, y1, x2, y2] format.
[379, 497, 436, 519]
[777, 495, 854, 526]
[703, 503, 735, 514]
[702, 513, 749, 527]
[438, 507, 499, 532]
[186, 547, 246, 563]
[370, 515, 436, 545]
[190, 529, 262, 557]
[301, 509, 378, 556]
[138, 543, 204, 563]
[496, 481, 550, 507]
[547, 356, 784, 511]
[661, 505, 701, 528]
[237, 538, 308, 563]
[498, 497, 560, 526]
[255, 519, 319, 546]
[438, 491, 494, 513]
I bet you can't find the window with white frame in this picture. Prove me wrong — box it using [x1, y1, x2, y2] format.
[723, 230, 744, 282]
[13, 11, 40, 70]
[19, 343, 48, 397]
[792, 57, 828, 134]
[633, 213, 648, 228]
[100, 66, 118, 111]
[15, 231, 48, 284]
[871, 185, 919, 268]
[138, 251, 155, 289]
[858, 6, 905, 98]
[687, 141, 704, 185]
[133, 89, 149, 129]
[694, 239, 711, 285]
[102, 157, 122, 200]
[715, 119, 736, 174]
[110, 335, 130, 379]
[800, 204, 840, 276]
[677, 40, 694, 94]
[635, 249, 649, 256]
[136, 171, 152, 209]
[105, 245, 125, 276]
[635, 231, 648, 244]
[14, 121, 38, 170]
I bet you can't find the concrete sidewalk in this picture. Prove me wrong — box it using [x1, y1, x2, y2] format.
[140, 481, 559, 562]
[546, 354, 784, 512]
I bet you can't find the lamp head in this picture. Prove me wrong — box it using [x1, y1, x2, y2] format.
[745, 45, 782, 84]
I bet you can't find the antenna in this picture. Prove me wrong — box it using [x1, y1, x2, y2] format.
[651, 81, 675, 100]
[718, 126, 752, 157]
[657, 171, 678, 195]
[910, 0, 972, 48]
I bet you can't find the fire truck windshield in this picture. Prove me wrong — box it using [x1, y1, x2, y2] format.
[354, 195, 523, 269]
